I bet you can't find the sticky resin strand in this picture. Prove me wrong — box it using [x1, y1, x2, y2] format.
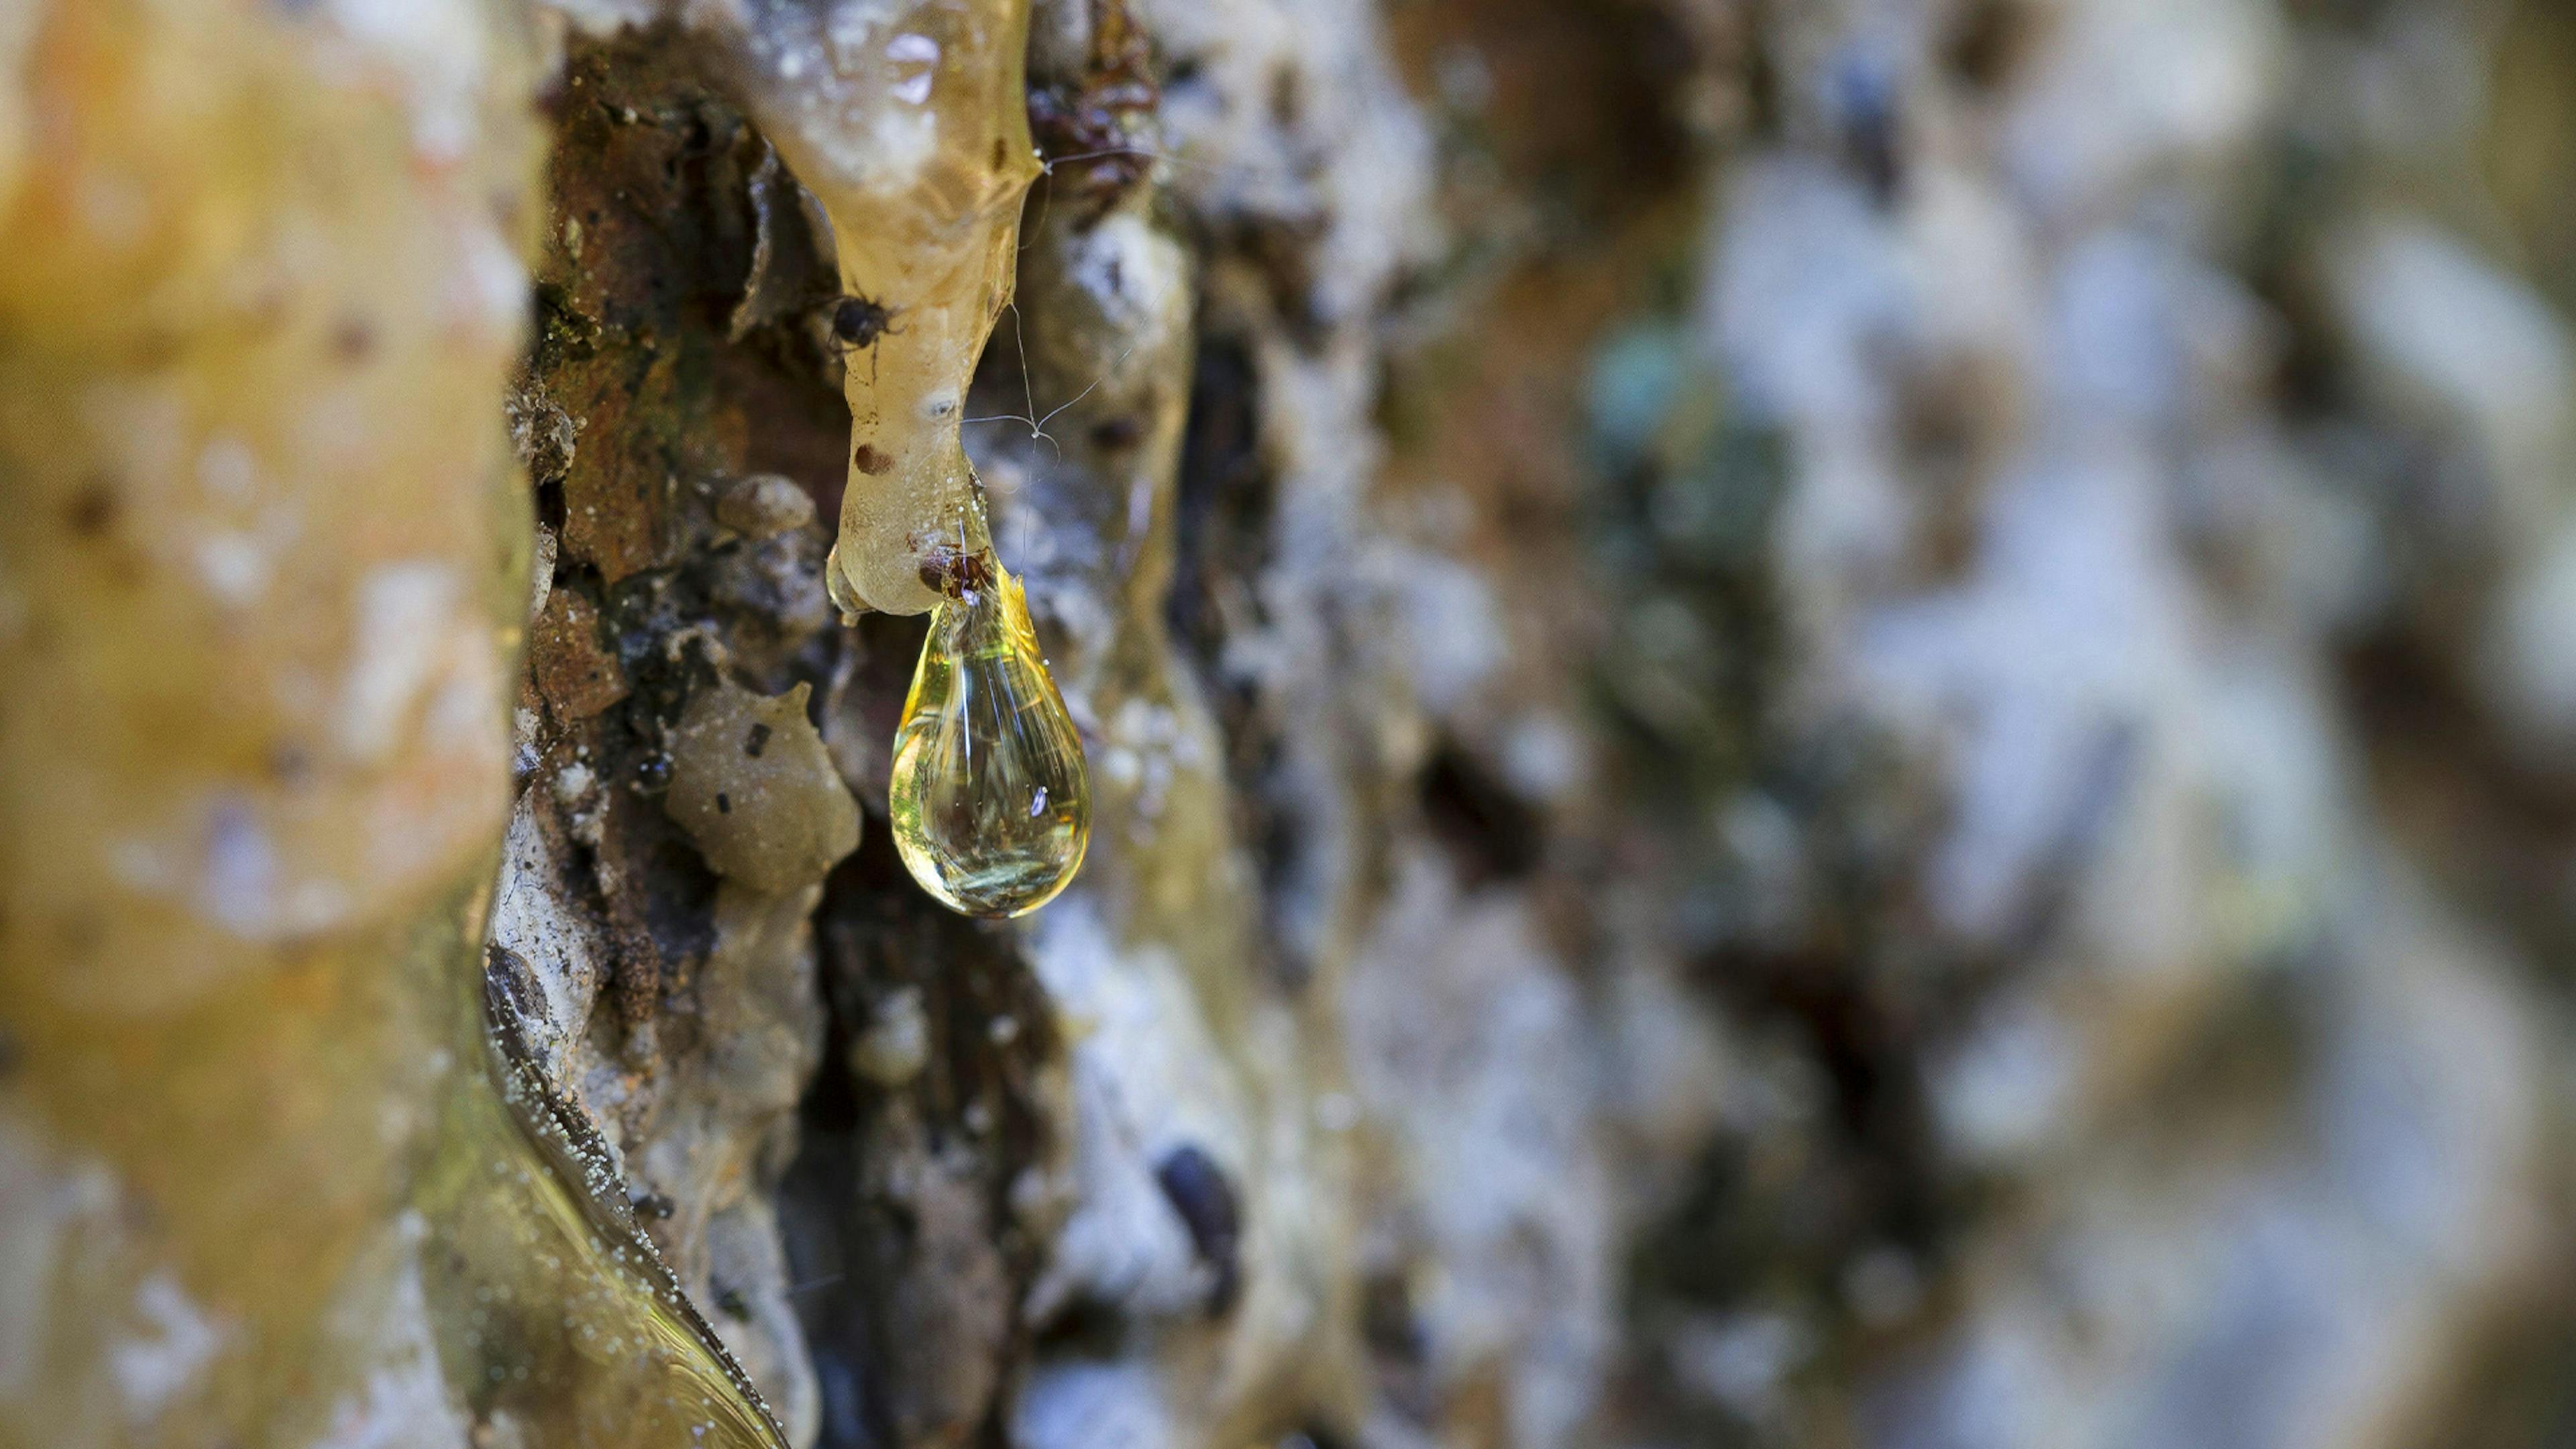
[718, 0, 1045, 619]
[890, 556, 1092, 916]
[0, 1, 785, 1444]
[714, 0, 1091, 914]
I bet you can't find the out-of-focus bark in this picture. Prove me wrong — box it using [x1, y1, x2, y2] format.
[0, 3, 787, 1446]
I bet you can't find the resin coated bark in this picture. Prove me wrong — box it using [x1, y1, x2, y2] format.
[0, 3, 782, 1445]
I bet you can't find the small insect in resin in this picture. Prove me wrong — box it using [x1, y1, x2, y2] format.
[916, 541, 996, 601]
[826, 292, 906, 384]
[827, 293, 903, 354]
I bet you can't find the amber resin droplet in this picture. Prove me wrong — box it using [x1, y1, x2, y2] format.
[890, 561, 1091, 916]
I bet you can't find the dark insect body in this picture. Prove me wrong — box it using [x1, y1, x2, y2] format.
[828, 293, 900, 353]
[916, 543, 996, 602]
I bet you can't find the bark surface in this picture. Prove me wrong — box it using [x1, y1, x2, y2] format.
[10, 1, 2576, 1448]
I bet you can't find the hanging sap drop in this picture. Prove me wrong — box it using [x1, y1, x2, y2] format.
[889, 560, 1090, 916]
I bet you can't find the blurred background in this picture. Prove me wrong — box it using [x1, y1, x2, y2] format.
[1203, 0, 2576, 1442]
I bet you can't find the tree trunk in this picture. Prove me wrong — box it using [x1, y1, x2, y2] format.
[7, 1, 2576, 1447]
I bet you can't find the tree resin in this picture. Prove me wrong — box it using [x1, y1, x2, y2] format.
[890, 559, 1091, 916]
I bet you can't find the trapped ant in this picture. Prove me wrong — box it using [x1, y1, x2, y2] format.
[830, 293, 900, 349]
[824, 292, 906, 382]
[916, 541, 996, 602]
[828, 292, 904, 351]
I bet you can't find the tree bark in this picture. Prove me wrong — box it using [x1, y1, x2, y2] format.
[9, 1, 2576, 1447]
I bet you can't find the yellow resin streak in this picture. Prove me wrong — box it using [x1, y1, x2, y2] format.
[720, 0, 1091, 916]
[0, 2, 782, 1444]
[723, 0, 1044, 619]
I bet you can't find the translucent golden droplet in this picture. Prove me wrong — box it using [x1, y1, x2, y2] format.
[889, 561, 1089, 916]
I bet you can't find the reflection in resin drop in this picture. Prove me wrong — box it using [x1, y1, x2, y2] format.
[890, 561, 1091, 916]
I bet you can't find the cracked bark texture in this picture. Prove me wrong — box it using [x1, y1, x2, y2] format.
[16, 1, 2576, 1448]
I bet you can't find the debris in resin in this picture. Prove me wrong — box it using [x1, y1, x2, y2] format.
[665, 678, 862, 894]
